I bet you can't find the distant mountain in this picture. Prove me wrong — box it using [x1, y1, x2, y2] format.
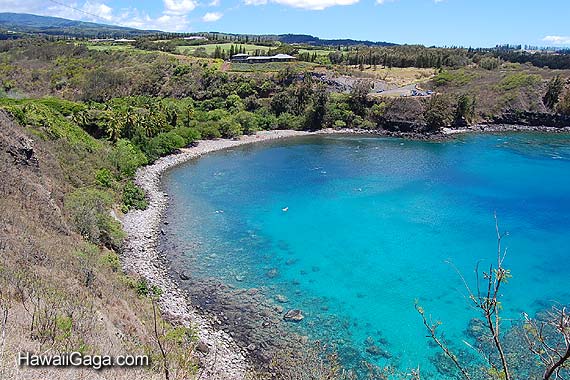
[277, 34, 397, 47]
[0, 13, 396, 46]
[0, 13, 158, 38]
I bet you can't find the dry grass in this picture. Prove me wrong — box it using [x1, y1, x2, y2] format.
[345, 66, 437, 87]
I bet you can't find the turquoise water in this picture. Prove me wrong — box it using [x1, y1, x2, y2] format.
[162, 133, 570, 377]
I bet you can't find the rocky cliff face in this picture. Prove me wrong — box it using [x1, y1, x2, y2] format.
[492, 110, 570, 128]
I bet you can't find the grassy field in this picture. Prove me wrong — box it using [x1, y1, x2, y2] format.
[176, 43, 273, 56]
[297, 48, 333, 57]
[84, 43, 134, 51]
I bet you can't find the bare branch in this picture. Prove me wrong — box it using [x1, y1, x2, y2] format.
[415, 303, 471, 380]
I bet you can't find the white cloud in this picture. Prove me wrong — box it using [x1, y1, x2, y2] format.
[163, 0, 197, 14]
[209, 0, 221, 6]
[244, 0, 268, 4]
[81, 1, 114, 22]
[0, 0, 197, 32]
[202, 11, 223, 21]
[244, 0, 358, 10]
[543, 35, 570, 45]
[272, 0, 358, 10]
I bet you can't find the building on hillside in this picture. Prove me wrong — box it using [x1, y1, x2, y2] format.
[183, 36, 208, 41]
[230, 53, 296, 63]
[230, 53, 249, 62]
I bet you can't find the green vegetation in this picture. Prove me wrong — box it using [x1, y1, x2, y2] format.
[558, 88, 570, 115]
[543, 75, 565, 110]
[65, 188, 124, 249]
[176, 42, 271, 56]
[433, 69, 477, 87]
[498, 72, 542, 91]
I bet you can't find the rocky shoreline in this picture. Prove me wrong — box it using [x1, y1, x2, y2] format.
[443, 123, 570, 135]
[120, 130, 311, 380]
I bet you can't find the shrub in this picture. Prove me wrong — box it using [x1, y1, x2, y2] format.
[543, 75, 565, 110]
[110, 139, 148, 178]
[219, 117, 243, 138]
[433, 70, 475, 87]
[145, 132, 186, 160]
[65, 188, 125, 249]
[172, 127, 201, 145]
[478, 57, 501, 70]
[38, 97, 85, 116]
[95, 168, 114, 188]
[225, 94, 244, 112]
[498, 73, 541, 91]
[197, 122, 222, 139]
[454, 94, 476, 126]
[255, 111, 278, 130]
[557, 89, 570, 115]
[100, 251, 121, 272]
[277, 112, 303, 130]
[122, 181, 148, 212]
[424, 95, 453, 131]
[234, 111, 259, 135]
[4, 101, 99, 150]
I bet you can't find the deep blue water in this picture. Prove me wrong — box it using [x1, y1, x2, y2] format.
[162, 133, 570, 377]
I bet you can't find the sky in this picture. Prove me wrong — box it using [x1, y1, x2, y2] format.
[0, 0, 569, 47]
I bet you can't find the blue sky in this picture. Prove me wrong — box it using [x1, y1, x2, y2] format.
[1, 0, 569, 47]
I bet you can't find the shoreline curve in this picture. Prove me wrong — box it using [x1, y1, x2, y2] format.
[120, 130, 311, 379]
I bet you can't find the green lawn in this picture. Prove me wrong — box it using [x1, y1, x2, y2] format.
[176, 43, 272, 56]
[297, 48, 333, 57]
[85, 44, 134, 51]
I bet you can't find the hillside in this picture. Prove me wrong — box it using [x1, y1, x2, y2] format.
[0, 12, 158, 38]
[0, 105, 203, 379]
[277, 33, 397, 47]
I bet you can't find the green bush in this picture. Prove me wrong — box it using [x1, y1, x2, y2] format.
[65, 188, 125, 249]
[219, 117, 243, 138]
[234, 111, 259, 135]
[110, 139, 148, 178]
[277, 112, 303, 130]
[253, 107, 279, 130]
[498, 73, 541, 91]
[122, 181, 148, 212]
[197, 122, 222, 139]
[95, 168, 114, 188]
[38, 97, 85, 116]
[100, 251, 121, 272]
[424, 95, 453, 131]
[557, 89, 570, 115]
[145, 131, 186, 160]
[433, 70, 475, 87]
[172, 127, 201, 144]
[478, 57, 501, 70]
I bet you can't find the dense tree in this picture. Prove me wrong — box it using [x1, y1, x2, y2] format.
[349, 80, 371, 116]
[557, 88, 570, 115]
[454, 94, 476, 127]
[304, 84, 329, 130]
[424, 95, 453, 131]
[543, 75, 565, 110]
